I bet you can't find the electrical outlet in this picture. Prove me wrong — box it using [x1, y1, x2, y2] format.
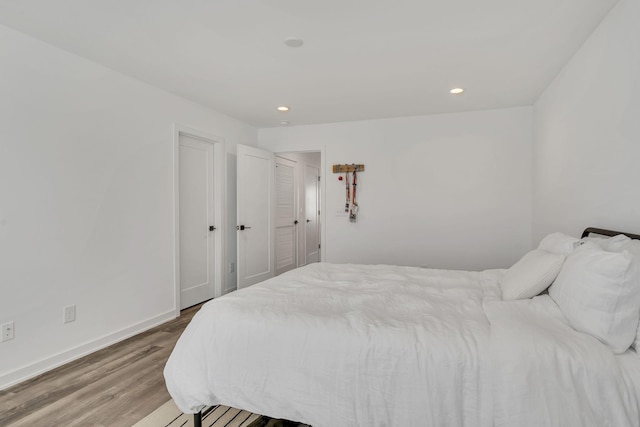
[63, 305, 76, 324]
[1, 321, 15, 342]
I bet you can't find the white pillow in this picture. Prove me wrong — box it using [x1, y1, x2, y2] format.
[549, 242, 640, 354]
[619, 239, 640, 261]
[634, 321, 640, 351]
[618, 240, 640, 350]
[538, 232, 581, 255]
[582, 234, 631, 252]
[603, 234, 631, 251]
[500, 249, 565, 300]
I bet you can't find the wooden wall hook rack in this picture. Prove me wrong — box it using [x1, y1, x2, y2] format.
[332, 164, 365, 173]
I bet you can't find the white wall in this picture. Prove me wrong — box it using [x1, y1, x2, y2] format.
[0, 24, 257, 389]
[532, 0, 640, 242]
[260, 107, 533, 270]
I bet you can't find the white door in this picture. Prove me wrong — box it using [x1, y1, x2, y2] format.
[305, 164, 320, 264]
[179, 135, 216, 309]
[275, 156, 298, 276]
[237, 144, 275, 288]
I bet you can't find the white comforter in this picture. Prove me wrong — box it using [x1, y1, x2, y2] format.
[485, 295, 640, 427]
[164, 263, 640, 427]
[165, 262, 503, 427]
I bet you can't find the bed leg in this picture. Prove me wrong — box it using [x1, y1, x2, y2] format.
[194, 411, 202, 427]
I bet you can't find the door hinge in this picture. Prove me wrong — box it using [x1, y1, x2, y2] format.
[318, 244, 321, 249]
[318, 176, 321, 182]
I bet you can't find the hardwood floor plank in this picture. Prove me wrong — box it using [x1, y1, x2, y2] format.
[1, 344, 164, 424]
[0, 302, 204, 427]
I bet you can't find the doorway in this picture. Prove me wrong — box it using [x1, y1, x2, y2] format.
[235, 145, 324, 288]
[275, 151, 321, 274]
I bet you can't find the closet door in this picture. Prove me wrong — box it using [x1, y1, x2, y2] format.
[275, 156, 298, 275]
[305, 164, 320, 264]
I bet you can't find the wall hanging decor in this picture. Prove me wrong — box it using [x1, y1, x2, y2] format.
[332, 164, 365, 173]
[333, 164, 364, 222]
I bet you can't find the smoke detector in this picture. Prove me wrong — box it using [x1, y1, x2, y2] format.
[284, 37, 304, 48]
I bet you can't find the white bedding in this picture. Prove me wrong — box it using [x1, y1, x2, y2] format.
[485, 295, 640, 427]
[165, 262, 503, 427]
[164, 262, 640, 427]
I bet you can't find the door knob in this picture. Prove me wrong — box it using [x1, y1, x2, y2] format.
[306, 219, 311, 223]
[294, 220, 299, 225]
[209, 225, 216, 231]
[236, 225, 252, 230]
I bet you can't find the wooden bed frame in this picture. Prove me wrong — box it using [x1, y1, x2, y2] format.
[192, 226, 640, 427]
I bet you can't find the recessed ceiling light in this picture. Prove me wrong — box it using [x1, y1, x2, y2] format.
[450, 88, 465, 94]
[280, 120, 290, 126]
[277, 106, 290, 112]
[284, 37, 304, 48]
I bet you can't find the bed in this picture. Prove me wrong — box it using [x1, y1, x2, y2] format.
[164, 227, 640, 427]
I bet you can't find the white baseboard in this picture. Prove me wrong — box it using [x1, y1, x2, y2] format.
[0, 310, 176, 390]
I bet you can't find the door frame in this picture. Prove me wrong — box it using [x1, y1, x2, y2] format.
[273, 146, 326, 263]
[173, 124, 226, 317]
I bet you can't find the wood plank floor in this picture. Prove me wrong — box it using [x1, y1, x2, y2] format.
[0, 303, 203, 427]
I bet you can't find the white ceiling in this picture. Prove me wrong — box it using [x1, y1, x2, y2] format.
[0, 0, 618, 127]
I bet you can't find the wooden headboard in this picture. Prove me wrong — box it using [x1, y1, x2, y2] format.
[581, 227, 640, 240]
